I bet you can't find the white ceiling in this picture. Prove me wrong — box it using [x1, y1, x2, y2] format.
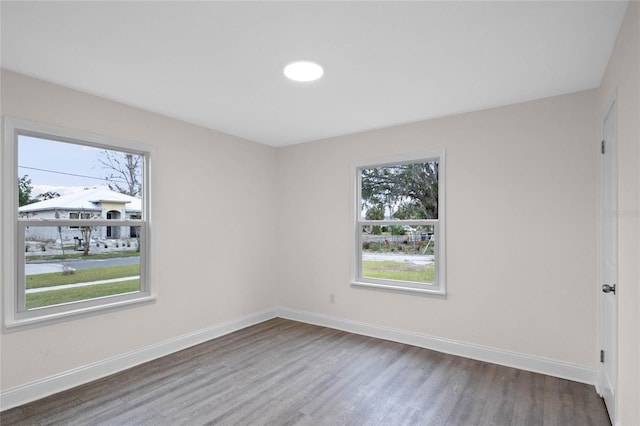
[1, 1, 628, 147]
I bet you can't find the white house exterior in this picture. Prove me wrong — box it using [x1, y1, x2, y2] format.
[19, 187, 142, 242]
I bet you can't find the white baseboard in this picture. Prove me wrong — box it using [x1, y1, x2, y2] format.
[277, 307, 597, 386]
[1, 306, 597, 412]
[0, 308, 278, 411]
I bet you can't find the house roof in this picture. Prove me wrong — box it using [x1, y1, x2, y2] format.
[19, 187, 142, 213]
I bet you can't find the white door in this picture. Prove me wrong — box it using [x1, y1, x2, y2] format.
[600, 100, 618, 424]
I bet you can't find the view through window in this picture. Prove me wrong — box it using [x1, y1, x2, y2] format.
[4, 118, 153, 328]
[355, 153, 445, 293]
[18, 135, 145, 311]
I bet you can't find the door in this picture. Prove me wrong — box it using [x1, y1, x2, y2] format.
[600, 99, 618, 423]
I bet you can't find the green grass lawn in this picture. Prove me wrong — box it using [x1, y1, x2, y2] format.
[26, 264, 140, 289]
[26, 279, 139, 309]
[362, 260, 434, 283]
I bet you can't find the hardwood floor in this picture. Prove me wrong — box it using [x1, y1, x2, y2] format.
[1, 318, 610, 426]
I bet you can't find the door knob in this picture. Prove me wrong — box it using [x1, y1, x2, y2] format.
[602, 284, 616, 294]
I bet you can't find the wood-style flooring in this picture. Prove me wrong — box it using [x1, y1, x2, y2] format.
[1, 318, 610, 426]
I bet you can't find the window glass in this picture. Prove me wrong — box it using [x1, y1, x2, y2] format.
[17, 136, 145, 310]
[21, 225, 141, 310]
[360, 161, 439, 220]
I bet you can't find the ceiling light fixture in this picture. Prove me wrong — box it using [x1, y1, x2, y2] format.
[284, 61, 324, 82]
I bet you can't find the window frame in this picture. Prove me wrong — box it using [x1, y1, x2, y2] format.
[3, 117, 155, 330]
[351, 151, 446, 296]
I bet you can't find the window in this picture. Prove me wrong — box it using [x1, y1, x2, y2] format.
[352, 151, 445, 295]
[69, 212, 92, 228]
[3, 117, 154, 329]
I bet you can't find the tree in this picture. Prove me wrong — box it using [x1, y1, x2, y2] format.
[18, 175, 37, 206]
[55, 210, 66, 259]
[361, 161, 439, 221]
[19, 175, 61, 206]
[365, 203, 385, 235]
[37, 191, 61, 201]
[361, 167, 402, 220]
[98, 151, 142, 196]
[79, 225, 94, 256]
[398, 162, 438, 219]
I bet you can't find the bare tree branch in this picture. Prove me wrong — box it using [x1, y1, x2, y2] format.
[98, 151, 142, 196]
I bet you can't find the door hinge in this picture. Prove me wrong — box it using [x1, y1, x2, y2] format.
[601, 140, 606, 154]
[600, 350, 605, 363]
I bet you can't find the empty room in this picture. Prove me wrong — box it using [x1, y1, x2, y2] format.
[1, 1, 639, 425]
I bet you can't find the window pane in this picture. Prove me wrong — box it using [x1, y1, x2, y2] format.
[360, 161, 438, 220]
[24, 225, 141, 310]
[361, 224, 436, 284]
[18, 135, 143, 213]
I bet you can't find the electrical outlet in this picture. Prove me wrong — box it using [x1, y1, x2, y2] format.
[329, 294, 335, 304]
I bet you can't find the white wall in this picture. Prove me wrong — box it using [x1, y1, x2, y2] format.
[597, 2, 640, 424]
[0, 70, 279, 391]
[277, 90, 599, 368]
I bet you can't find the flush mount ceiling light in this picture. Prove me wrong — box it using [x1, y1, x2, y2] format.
[283, 61, 324, 82]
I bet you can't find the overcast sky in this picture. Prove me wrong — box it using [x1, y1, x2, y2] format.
[18, 135, 112, 197]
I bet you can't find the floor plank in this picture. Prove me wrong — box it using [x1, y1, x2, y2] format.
[0, 318, 611, 426]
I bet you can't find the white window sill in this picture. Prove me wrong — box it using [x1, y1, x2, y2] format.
[4, 295, 156, 332]
[351, 280, 446, 297]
